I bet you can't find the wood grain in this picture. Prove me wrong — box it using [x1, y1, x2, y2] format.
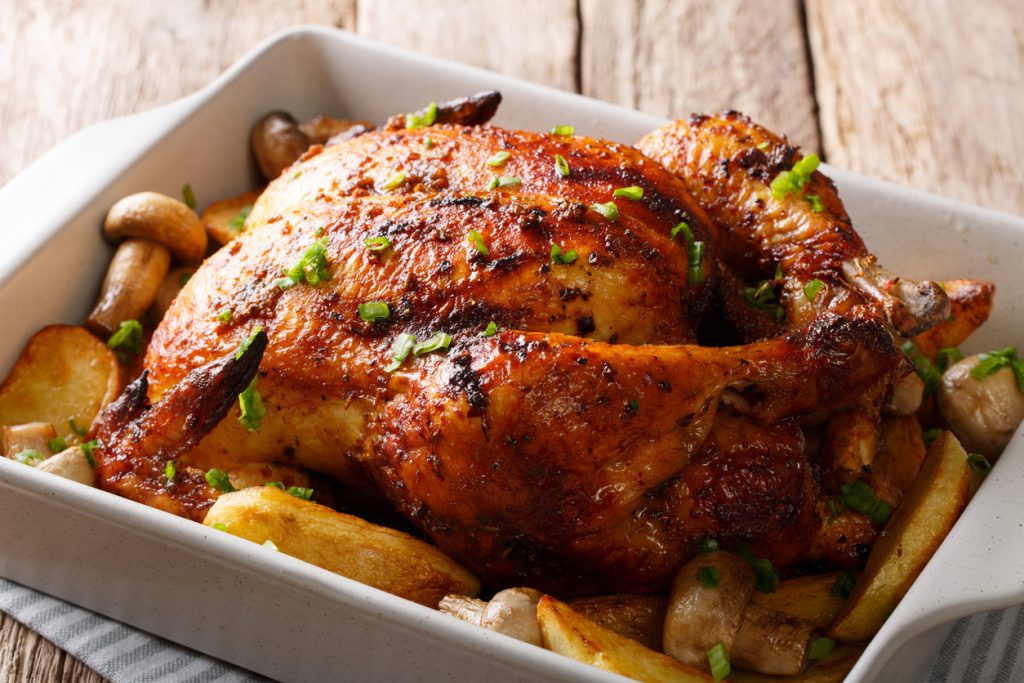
[579, 0, 821, 151]
[0, 612, 104, 683]
[807, 0, 1024, 216]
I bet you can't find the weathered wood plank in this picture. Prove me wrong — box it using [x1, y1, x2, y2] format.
[355, 0, 579, 92]
[0, 611, 104, 683]
[807, 0, 1024, 216]
[579, 0, 820, 150]
[0, 0, 356, 186]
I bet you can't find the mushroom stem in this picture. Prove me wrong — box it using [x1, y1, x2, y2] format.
[439, 594, 487, 625]
[440, 587, 543, 646]
[87, 239, 171, 337]
[2, 422, 57, 457]
[37, 447, 96, 486]
[732, 603, 815, 675]
[841, 255, 950, 337]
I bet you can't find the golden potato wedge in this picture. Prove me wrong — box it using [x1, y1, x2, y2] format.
[537, 595, 717, 682]
[872, 416, 927, 504]
[569, 594, 667, 651]
[0, 326, 121, 436]
[751, 573, 847, 631]
[828, 431, 972, 642]
[913, 279, 994, 359]
[204, 486, 479, 607]
[201, 190, 262, 245]
[727, 643, 865, 683]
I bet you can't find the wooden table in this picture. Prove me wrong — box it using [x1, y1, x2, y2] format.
[1, 1, 1021, 680]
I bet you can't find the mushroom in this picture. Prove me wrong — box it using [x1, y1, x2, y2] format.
[37, 446, 95, 486]
[2, 422, 57, 458]
[151, 266, 195, 323]
[87, 192, 206, 336]
[439, 587, 543, 646]
[251, 112, 312, 180]
[299, 115, 374, 145]
[883, 371, 924, 416]
[664, 551, 816, 676]
[938, 355, 1024, 458]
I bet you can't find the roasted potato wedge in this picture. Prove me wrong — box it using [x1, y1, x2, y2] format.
[912, 279, 994, 359]
[569, 594, 667, 651]
[872, 416, 927, 504]
[751, 573, 847, 631]
[204, 486, 479, 607]
[828, 431, 973, 642]
[201, 190, 262, 245]
[0, 326, 120, 436]
[727, 643, 865, 683]
[537, 595, 716, 682]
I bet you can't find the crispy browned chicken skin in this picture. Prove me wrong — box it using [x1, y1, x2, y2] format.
[94, 99, 946, 594]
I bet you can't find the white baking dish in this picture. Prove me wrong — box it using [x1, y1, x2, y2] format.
[1, 26, 1022, 682]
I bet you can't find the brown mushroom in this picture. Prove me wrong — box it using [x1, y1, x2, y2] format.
[151, 266, 195, 323]
[440, 587, 543, 646]
[938, 355, 1024, 458]
[299, 115, 374, 145]
[251, 112, 311, 180]
[87, 192, 206, 336]
[883, 371, 924, 416]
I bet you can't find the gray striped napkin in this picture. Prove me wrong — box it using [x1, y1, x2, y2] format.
[2, 576, 1022, 682]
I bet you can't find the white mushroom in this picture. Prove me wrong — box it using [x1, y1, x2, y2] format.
[440, 587, 543, 646]
[939, 355, 1024, 459]
[883, 371, 924, 416]
[37, 447, 96, 486]
[2, 422, 57, 458]
[87, 192, 206, 336]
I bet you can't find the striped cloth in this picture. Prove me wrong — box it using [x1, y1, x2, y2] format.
[1, 576, 1022, 682]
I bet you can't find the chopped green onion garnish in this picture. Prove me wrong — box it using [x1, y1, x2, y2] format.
[229, 204, 252, 231]
[181, 183, 196, 210]
[384, 333, 418, 373]
[424, 137, 435, 150]
[736, 545, 779, 593]
[484, 321, 498, 337]
[205, 468, 234, 493]
[234, 326, 264, 360]
[613, 186, 644, 201]
[550, 125, 575, 136]
[626, 399, 639, 414]
[770, 153, 820, 199]
[756, 141, 771, 151]
[48, 437, 66, 454]
[467, 230, 490, 257]
[694, 537, 719, 555]
[807, 194, 824, 213]
[107, 319, 144, 362]
[278, 237, 331, 289]
[486, 151, 511, 167]
[15, 449, 43, 466]
[364, 236, 392, 252]
[936, 347, 964, 372]
[263, 539, 279, 551]
[554, 154, 570, 177]
[902, 341, 942, 396]
[809, 637, 835, 660]
[672, 221, 693, 242]
[707, 643, 730, 682]
[178, 271, 193, 287]
[69, 419, 88, 437]
[382, 172, 407, 191]
[841, 480, 892, 525]
[923, 427, 942, 444]
[550, 243, 579, 265]
[832, 572, 856, 598]
[413, 331, 452, 357]
[80, 440, 98, 468]
[358, 301, 391, 322]
[165, 460, 176, 482]
[488, 176, 521, 190]
[265, 481, 285, 490]
[590, 201, 620, 221]
[743, 282, 785, 322]
[211, 523, 229, 532]
[286, 486, 315, 500]
[238, 377, 267, 432]
[804, 278, 825, 302]
[216, 308, 233, 323]
[688, 241, 705, 284]
[967, 453, 992, 475]
[405, 101, 438, 130]
[971, 347, 1024, 392]
[698, 565, 721, 588]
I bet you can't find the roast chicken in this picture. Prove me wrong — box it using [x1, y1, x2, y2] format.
[94, 94, 949, 595]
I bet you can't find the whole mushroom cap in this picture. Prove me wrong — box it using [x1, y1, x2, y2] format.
[938, 355, 1024, 459]
[104, 192, 207, 264]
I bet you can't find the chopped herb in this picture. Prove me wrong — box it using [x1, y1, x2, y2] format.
[971, 347, 1024, 392]
[626, 399, 639, 414]
[708, 643, 730, 682]
[467, 230, 490, 257]
[484, 321, 498, 337]
[107, 320, 144, 362]
[80, 440, 99, 468]
[688, 241, 705, 284]
[698, 565, 721, 588]
[826, 497, 844, 521]
[14, 449, 43, 466]
[358, 301, 391, 322]
[770, 153, 820, 200]
[841, 480, 892, 525]
[736, 545, 779, 593]
[234, 326, 264, 360]
[809, 637, 835, 660]
[902, 341, 942, 396]
[205, 468, 234, 493]
[613, 185, 644, 201]
[804, 278, 825, 302]
[405, 101, 438, 130]
[178, 271, 193, 287]
[550, 242, 579, 265]
[211, 523, 229, 532]
[694, 537, 719, 555]
[181, 183, 196, 210]
[216, 308, 233, 323]
[743, 282, 785, 322]
[936, 347, 964, 372]
[263, 539, 279, 551]
[286, 486, 314, 500]
[590, 201, 620, 221]
[967, 453, 992, 475]
[48, 437, 66, 454]
[165, 460, 176, 482]
[486, 151, 511, 167]
[382, 172, 407, 191]
[923, 427, 942, 444]
[832, 572, 856, 598]
[238, 377, 267, 432]
[672, 222, 692, 242]
[554, 154, 570, 177]
[384, 333, 417, 373]
[550, 125, 575, 136]
[488, 175, 521, 190]
[314, 226, 325, 237]
[364, 236, 392, 252]
[756, 141, 771, 151]
[228, 204, 252, 231]
[265, 481, 285, 490]
[278, 237, 331, 289]
[413, 331, 452, 357]
[807, 194, 824, 213]
[424, 137, 435, 150]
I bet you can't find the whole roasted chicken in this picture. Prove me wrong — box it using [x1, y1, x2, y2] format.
[94, 94, 949, 595]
